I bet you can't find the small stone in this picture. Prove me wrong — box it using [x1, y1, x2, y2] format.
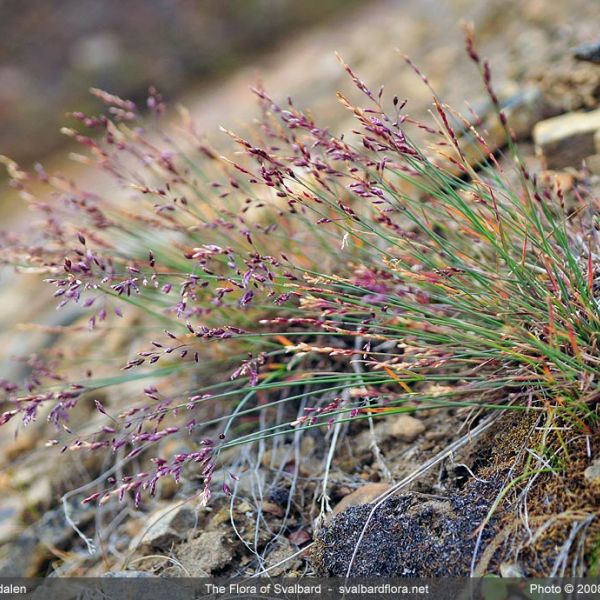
[425, 431, 447, 442]
[538, 170, 575, 193]
[355, 415, 425, 451]
[129, 504, 196, 550]
[236, 501, 254, 514]
[533, 108, 600, 169]
[269, 487, 290, 507]
[500, 562, 524, 578]
[498, 86, 550, 140]
[156, 476, 178, 500]
[261, 444, 294, 469]
[261, 501, 284, 518]
[175, 531, 234, 575]
[208, 506, 231, 529]
[288, 529, 311, 546]
[583, 460, 600, 486]
[162, 504, 197, 533]
[573, 40, 600, 64]
[332, 482, 392, 516]
[388, 415, 426, 442]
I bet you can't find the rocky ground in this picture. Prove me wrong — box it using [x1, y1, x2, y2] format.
[0, 0, 599, 579]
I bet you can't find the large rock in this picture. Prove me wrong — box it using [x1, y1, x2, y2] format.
[129, 504, 197, 551]
[533, 108, 600, 169]
[36, 502, 96, 548]
[174, 531, 234, 575]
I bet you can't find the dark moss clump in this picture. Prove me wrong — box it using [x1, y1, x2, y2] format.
[311, 476, 503, 576]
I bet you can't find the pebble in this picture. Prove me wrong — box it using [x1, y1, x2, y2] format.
[500, 562, 525, 577]
[538, 170, 575, 192]
[261, 501, 285, 518]
[288, 528, 311, 546]
[425, 430, 448, 442]
[388, 415, 426, 442]
[269, 487, 290, 507]
[332, 482, 392, 516]
[355, 414, 426, 452]
[583, 460, 600, 486]
[533, 108, 600, 169]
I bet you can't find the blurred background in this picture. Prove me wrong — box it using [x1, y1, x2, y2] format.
[0, 0, 365, 167]
[2, 0, 598, 188]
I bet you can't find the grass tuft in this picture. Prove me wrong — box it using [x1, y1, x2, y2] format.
[0, 32, 597, 570]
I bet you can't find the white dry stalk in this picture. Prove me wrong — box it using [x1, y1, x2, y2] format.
[550, 515, 596, 578]
[316, 401, 344, 528]
[351, 335, 392, 482]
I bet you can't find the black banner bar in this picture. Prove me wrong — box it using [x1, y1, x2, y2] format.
[0, 577, 599, 599]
